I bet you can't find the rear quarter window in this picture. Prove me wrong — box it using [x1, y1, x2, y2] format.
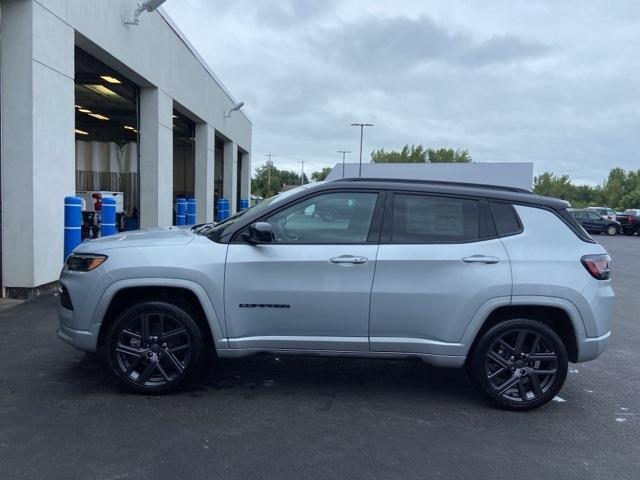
[489, 202, 522, 237]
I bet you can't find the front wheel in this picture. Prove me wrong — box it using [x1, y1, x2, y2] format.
[607, 225, 617, 236]
[105, 301, 204, 394]
[467, 319, 568, 411]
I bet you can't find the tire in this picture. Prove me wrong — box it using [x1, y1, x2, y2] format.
[607, 225, 617, 236]
[467, 319, 568, 411]
[105, 301, 204, 394]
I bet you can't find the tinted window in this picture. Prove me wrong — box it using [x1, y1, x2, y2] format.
[262, 192, 378, 244]
[587, 212, 602, 220]
[490, 202, 522, 236]
[391, 194, 481, 243]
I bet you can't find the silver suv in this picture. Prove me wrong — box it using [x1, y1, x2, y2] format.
[57, 179, 613, 410]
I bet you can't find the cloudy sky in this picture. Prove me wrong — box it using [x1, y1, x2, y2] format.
[164, 0, 639, 185]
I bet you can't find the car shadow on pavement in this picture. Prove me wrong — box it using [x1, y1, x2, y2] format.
[59, 351, 480, 406]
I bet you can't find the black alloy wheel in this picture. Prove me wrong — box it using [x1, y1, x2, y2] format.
[105, 301, 204, 394]
[468, 319, 568, 410]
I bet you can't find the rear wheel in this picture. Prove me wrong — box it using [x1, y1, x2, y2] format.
[105, 301, 204, 394]
[607, 225, 617, 236]
[467, 319, 568, 411]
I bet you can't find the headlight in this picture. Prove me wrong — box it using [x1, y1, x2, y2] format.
[65, 253, 107, 271]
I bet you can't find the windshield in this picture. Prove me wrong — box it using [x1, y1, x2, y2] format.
[198, 184, 317, 241]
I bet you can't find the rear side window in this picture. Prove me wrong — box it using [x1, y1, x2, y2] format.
[391, 194, 482, 243]
[490, 202, 522, 237]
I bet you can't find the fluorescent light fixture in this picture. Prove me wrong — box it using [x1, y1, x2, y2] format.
[78, 108, 92, 113]
[89, 113, 110, 121]
[85, 84, 118, 97]
[75, 105, 82, 109]
[75, 129, 89, 135]
[123, 125, 138, 132]
[100, 75, 121, 84]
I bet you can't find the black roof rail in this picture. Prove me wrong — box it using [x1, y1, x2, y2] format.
[331, 177, 533, 194]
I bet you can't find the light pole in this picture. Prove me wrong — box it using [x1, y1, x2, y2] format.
[337, 150, 351, 178]
[350, 123, 373, 177]
[265, 152, 275, 197]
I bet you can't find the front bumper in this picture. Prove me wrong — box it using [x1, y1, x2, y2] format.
[57, 303, 100, 352]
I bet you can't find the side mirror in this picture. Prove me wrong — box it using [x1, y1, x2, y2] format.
[242, 222, 273, 244]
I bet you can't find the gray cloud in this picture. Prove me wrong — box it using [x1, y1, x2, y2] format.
[164, 0, 639, 183]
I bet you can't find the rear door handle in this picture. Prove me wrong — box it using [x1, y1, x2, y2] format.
[330, 255, 368, 265]
[462, 255, 499, 264]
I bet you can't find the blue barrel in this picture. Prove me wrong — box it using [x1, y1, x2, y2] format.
[239, 198, 249, 211]
[64, 196, 82, 259]
[187, 197, 197, 225]
[216, 198, 225, 222]
[100, 197, 117, 237]
[176, 198, 186, 226]
[222, 198, 230, 221]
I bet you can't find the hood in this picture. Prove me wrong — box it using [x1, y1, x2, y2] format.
[74, 227, 196, 253]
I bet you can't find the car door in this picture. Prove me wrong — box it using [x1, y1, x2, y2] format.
[224, 190, 383, 352]
[585, 211, 604, 231]
[369, 192, 512, 356]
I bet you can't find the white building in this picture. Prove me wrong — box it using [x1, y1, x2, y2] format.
[326, 162, 534, 191]
[0, 0, 252, 297]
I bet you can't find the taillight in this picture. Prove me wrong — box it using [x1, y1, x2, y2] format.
[581, 254, 611, 280]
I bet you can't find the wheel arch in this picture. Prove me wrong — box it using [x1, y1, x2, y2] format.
[94, 279, 226, 352]
[465, 299, 583, 363]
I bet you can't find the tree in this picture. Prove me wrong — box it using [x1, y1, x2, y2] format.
[532, 169, 640, 209]
[427, 148, 472, 163]
[371, 145, 427, 163]
[371, 144, 471, 163]
[533, 172, 574, 200]
[311, 167, 333, 182]
[251, 161, 308, 198]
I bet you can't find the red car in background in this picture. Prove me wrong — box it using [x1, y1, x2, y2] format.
[616, 209, 640, 236]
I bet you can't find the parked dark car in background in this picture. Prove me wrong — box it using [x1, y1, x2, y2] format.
[570, 209, 620, 236]
[616, 209, 640, 236]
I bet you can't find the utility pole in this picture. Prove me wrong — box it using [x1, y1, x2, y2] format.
[265, 152, 275, 197]
[337, 150, 351, 178]
[299, 161, 305, 185]
[350, 123, 374, 178]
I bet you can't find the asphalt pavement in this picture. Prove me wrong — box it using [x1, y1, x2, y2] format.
[0, 234, 638, 479]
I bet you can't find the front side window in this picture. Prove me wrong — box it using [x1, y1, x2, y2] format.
[262, 192, 379, 244]
[391, 194, 482, 243]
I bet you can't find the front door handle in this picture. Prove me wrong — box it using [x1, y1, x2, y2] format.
[330, 255, 368, 265]
[462, 255, 499, 264]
